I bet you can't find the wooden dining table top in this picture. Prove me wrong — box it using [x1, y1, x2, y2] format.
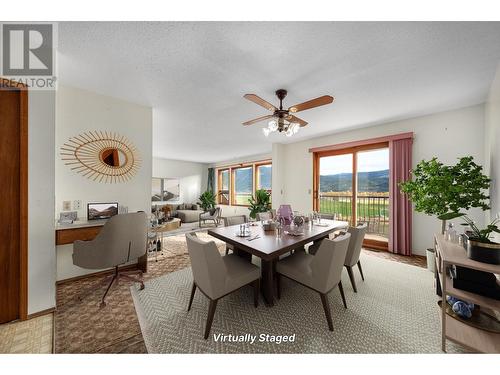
[208, 219, 349, 261]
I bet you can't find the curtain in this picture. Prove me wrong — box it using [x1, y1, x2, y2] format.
[389, 138, 413, 255]
[207, 168, 215, 194]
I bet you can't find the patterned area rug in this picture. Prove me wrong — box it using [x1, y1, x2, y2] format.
[131, 253, 465, 354]
[54, 230, 438, 354]
[54, 232, 226, 353]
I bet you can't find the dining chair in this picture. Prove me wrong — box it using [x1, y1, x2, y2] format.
[185, 232, 260, 339]
[256, 211, 273, 221]
[223, 215, 247, 255]
[276, 233, 351, 331]
[344, 223, 368, 293]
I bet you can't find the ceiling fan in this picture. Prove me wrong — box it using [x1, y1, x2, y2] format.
[243, 89, 334, 137]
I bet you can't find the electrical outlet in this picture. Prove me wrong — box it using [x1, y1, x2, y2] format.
[62, 201, 71, 211]
[73, 200, 82, 210]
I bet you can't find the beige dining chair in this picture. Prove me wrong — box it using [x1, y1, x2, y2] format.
[276, 233, 351, 331]
[344, 223, 368, 293]
[72, 212, 148, 307]
[185, 232, 260, 339]
[223, 215, 248, 255]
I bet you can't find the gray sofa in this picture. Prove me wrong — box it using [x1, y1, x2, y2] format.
[163, 203, 204, 223]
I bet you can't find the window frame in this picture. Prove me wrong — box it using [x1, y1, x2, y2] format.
[215, 159, 272, 207]
[217, 168, 230, 205]
[231, 164, 254, 206]
[255, 161, 272, 198]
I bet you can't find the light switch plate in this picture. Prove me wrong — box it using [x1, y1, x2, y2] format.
[62, 201, 71, 211]
[73, 200, 82, 210]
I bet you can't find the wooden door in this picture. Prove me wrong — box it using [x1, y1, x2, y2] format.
[0, 82, 28, 323]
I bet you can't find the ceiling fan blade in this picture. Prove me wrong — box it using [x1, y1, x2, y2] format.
[242, 114, 275, 126]
[288, 95, 334, 113]
[244, 94, 277, 112]
[287, 114, 308, 127]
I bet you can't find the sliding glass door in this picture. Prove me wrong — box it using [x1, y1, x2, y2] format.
[314, 143, 389, 250]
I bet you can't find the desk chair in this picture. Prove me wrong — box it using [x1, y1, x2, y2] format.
[73, 212, 148, 307]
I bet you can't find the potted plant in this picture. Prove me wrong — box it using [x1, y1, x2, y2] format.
[248, 189, 271, 219]
[198, 190, 216, 213]
[460, 216, 500, 264]
[400, 156, 491, 268]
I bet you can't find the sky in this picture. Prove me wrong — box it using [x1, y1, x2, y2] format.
[320, 148, 389, 175]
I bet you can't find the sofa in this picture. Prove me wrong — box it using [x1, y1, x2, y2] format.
[161, 203, 204, 223]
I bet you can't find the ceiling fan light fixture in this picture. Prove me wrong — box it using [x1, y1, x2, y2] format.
[290, 122, 300, 134]
[268, 120, 278, 132]
[262, 127, 271, 137]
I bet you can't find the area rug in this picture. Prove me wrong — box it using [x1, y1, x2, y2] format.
[161, 221, 223, 238]
[54, 232, 226, 353]
[131, 253, 465, 354]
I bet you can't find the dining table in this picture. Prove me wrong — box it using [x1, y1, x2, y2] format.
[208, 219, 349, 306]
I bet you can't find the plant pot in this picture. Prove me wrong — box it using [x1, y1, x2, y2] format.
[426, 248, 435, 273]
[467, 239, 500, 265]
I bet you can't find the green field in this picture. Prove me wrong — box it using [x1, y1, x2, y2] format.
[320, 197, 389, 218]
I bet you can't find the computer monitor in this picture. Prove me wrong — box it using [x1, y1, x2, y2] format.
[87, 202, 119, 221]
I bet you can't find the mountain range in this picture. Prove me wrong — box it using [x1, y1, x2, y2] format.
[320, 169, 389, 192]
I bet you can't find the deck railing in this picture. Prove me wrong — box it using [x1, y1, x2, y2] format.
[319, 193, 389, 237]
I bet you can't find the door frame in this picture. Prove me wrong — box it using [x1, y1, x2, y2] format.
[1, 78, 28, 320]
[313, 142, 389, 250]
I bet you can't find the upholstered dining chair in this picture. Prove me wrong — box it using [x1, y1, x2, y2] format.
[185, 232, 260, 339]
[256, 211, 273, 221]
[73, 212, 148, 307]
[223, 215, 248, 255]
[276, 233, 351, 331]
[344, 223, 368, 293]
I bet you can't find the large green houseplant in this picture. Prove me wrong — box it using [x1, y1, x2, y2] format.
[248, 189, 271, 219]
[400, 156, 499, 264]
[197, 190, 217, 212]
[399, 156, 490, 234]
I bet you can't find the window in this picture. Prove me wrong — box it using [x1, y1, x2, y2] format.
[256, 163, 272, 197]
[232, 166, 253, 205]
[217, 169, 230, 204]
[216, 160, 272, 206]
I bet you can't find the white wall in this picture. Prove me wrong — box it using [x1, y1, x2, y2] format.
[152, 158, 208, 205]
[28, 90, 56, 315]
[485, 63, 500, 242]
[211, 153, 271, 217]
[55, 86, 152, 281]
[275, 104, 486, 255]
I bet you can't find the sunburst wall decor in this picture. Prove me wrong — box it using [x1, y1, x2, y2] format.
[60, 131, 141, 183]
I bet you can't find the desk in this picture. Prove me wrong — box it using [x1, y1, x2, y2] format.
[55, 220, 147, 282]
[208, 220, 348, 306]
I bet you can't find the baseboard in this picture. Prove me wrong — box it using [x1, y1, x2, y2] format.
[27, 307, 55, 320]
[56, 263, 139, 285]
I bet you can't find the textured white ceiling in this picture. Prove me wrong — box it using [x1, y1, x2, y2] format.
[58, 22, 500, 163]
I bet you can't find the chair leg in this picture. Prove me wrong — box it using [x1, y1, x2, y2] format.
[253, 279, 259, 308]
[357, 260, 365, 281]
[338, 281, 347, 309]
[276, 273, 281, 300]
[319, 292, 334, 331]
[100, 266, 118, 308]
[204, 299, 218, 339]
[346, 266, 357, 293]
[120, 271, 145, 290]
[188, 282, 197, 311]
